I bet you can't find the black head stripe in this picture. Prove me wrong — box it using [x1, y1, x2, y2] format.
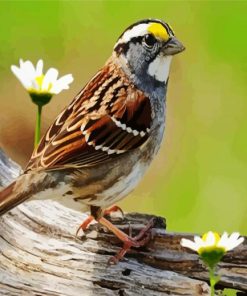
[114, 36, 143, 55]
[164, 23, 174, 36]
[114, 42, 129, 56]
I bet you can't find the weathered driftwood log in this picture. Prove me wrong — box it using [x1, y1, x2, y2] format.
[0, 149, 246, 296]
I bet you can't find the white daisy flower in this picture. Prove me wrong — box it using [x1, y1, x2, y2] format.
[11, 59, 74, 96]
[181, 231, 244, 254]
[11, 58, 74, 147]
[181, 231, 244, 269]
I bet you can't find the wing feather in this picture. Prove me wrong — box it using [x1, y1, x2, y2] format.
[25, 61, 153, 172]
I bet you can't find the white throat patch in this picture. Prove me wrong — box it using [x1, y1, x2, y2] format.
[148, 55, 172, 83]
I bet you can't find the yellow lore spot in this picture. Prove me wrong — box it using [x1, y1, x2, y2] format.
[147, 23, 169, 41]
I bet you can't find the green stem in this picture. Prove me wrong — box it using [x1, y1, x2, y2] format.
[209, 267, 216, 296]
[34, 105, 42, 148]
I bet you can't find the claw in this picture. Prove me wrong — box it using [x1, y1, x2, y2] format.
[103, 205, 124, 220]
[76, 208, 155, 264]
[100, 217, 155, 264]
[108, 234, 152, 264]
[76, 215, 94, 236]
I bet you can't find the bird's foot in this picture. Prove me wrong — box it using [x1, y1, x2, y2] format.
[103, 205, 124, 220]
[98, 217, 155, 265]
[76, 215, 94, 236]
[76, 206, 155, 264]
[76, 205, 124, 236]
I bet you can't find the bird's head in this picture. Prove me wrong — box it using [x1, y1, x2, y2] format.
[113, 19, 185, 93]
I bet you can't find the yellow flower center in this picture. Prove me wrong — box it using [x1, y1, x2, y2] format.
[35, 74, 44, 88]
[198, 232, 226, 256]
[197, 232, 226, 268]
[202, 232, 221, 244]
[34, 74, 52, 92]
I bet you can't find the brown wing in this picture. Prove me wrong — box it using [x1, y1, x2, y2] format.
[25, 61, 153, 172]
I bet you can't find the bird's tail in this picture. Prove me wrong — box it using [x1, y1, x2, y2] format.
[0, 180, 25, 216]
[0, 172, 55, 216]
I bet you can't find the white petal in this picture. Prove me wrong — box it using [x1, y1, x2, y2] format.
[21, 60, 36, 79]
[50, 74, 73, 94]
[42, 68, 59, 91]
[229, 232, 240, 241]
[19, 60, 38, 90]
[56, 74, 74, 86]
[11, 65, 32, 89]
[19, 59, 24, 67]
[227, 237, 244, 251]
[226, 233, 244, 251]
[204, 231, 216, 247]
[36, 59, 43, 76]
[218, 232, 229, 248]
[227, 232, 240, 247]
[194, 236, 204, 248]
[181, 238, 198, 251]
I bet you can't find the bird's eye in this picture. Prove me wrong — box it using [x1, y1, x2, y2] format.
[143, 34, 157, 48]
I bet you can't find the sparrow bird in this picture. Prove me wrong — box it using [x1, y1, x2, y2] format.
[0, 19, 184, 262]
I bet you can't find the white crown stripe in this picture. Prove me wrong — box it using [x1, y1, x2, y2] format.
[114, 23, 149, 48]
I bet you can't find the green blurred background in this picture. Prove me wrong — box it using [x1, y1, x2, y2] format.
[0, 0, 246, 235]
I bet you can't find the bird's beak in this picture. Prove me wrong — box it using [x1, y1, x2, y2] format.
[162, 36, 185, 56]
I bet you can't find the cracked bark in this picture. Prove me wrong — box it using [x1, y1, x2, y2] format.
[0, 149, 246, 296]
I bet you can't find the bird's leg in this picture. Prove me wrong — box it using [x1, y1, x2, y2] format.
[90, 206, 155, 264]
[76, 205, 124, 236]
[98, 217, 155, 264]
[76, 206, 154, 263]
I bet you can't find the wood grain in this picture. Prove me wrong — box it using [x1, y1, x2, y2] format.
[0, 149, 246, 295]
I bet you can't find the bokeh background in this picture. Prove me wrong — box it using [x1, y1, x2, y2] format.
[0, 1, 246, 236]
